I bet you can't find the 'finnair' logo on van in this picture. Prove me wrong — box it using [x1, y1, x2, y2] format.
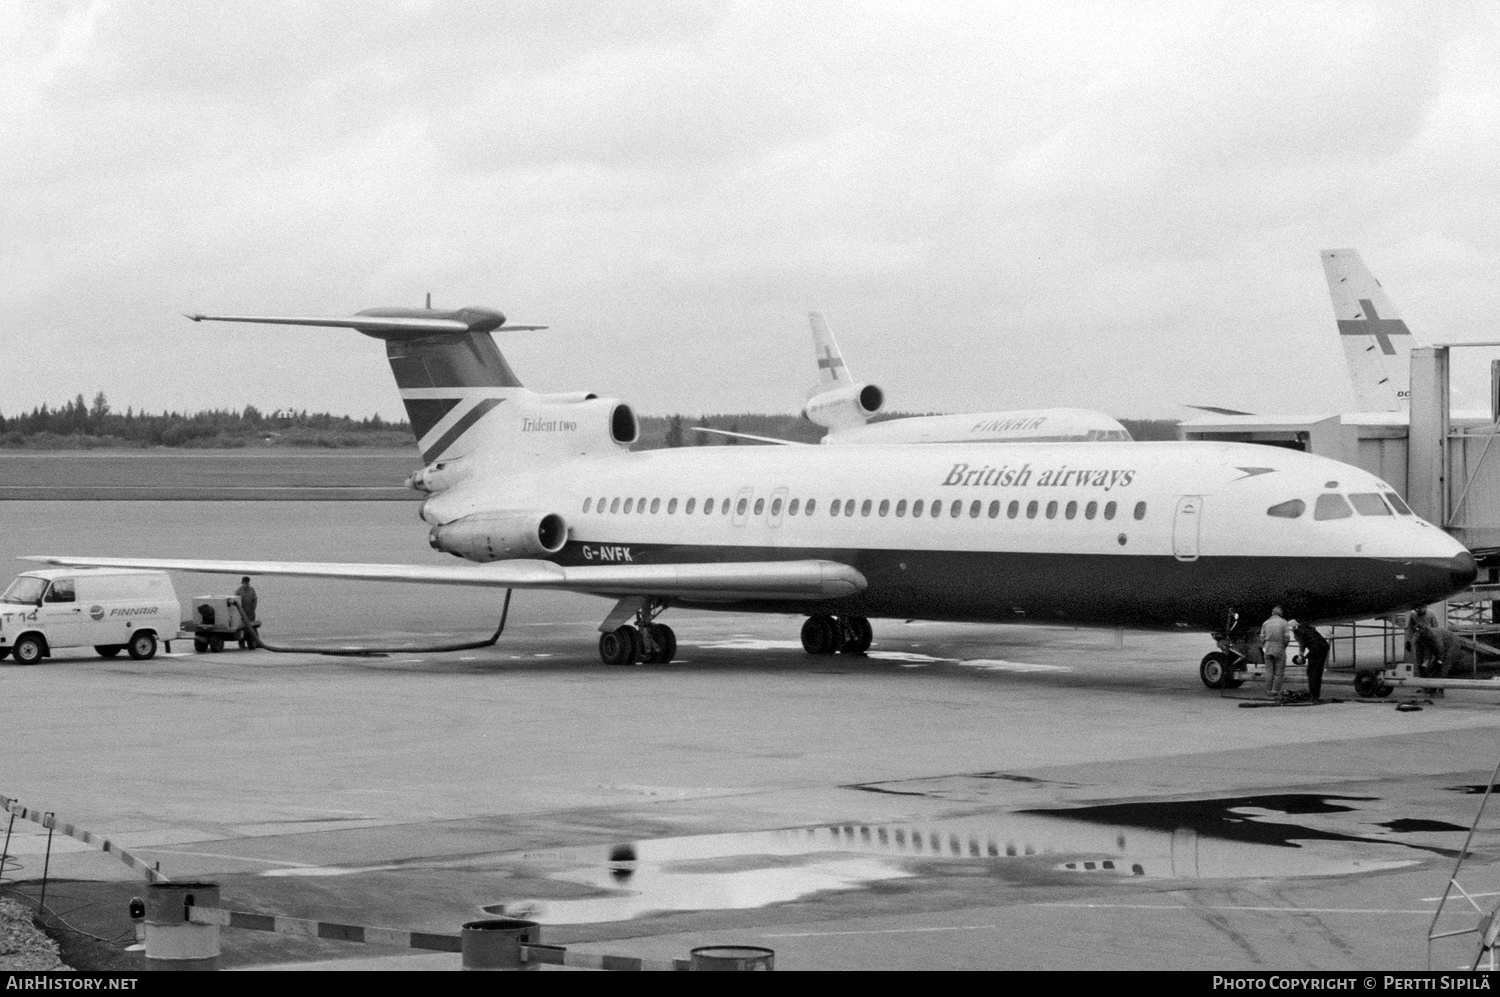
[89, 604, 104, 621]
[109, 606, 160, 617]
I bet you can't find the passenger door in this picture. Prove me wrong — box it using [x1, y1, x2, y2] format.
[1172, 496, 1202, 562]
[40, 578, 82, 648]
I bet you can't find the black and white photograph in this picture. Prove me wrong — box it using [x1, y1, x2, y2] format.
[4, 0, 1500, 977]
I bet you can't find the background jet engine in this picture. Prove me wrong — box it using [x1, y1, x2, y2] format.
[428, 511, 568, 561]
[802, 382, 884, 431]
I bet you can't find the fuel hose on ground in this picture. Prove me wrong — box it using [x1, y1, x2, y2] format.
[241, 589, 512, 657]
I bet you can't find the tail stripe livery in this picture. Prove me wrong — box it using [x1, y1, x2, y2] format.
[421, 397, 505, 463]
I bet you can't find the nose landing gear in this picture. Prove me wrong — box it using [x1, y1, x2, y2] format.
[801, 614, 872, 656]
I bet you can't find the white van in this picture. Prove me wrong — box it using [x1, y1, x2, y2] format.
[0, 568, 182, 664]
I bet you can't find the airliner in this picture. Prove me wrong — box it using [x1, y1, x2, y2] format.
[30, 304, 1476, 675]
[797, 312, 1132, 445]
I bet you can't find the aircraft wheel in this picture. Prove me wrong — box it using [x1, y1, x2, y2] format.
[12, 635, 44, 665]
[126, 631, 158, 661]
[1199, 652, 1232, 689]
[838, 616, 873, 655]
[644, 624, 676, 663]
[801, 615, 839, 655]
[1353, 671, 1379, 698]
[599, 626, 640, 666]
[94, 645, 123, 659]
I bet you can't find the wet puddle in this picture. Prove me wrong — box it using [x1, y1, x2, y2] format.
[482, 794, 1440, 925]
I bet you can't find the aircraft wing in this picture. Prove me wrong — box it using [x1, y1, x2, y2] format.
[22, 556, 866, 602]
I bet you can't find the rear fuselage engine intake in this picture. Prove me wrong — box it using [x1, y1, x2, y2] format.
[803, 382, 884, 431]
[428, 511, 568, 562]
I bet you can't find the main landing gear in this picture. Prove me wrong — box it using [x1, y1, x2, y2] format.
[800, 614, 872, 656]
[597, 598, 676, 666]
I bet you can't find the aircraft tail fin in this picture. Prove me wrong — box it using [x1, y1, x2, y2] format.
[186, 306, 552, 462]
[1320, 249, 1419, 412]
[809, 311, 853, 387]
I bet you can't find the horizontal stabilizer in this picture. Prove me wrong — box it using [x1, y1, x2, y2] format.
[185, 310, 547, 340]
[1185, 404, 1257, 416]
[23, 556, 867, 602]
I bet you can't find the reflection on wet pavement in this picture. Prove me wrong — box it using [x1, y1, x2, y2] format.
[484, 795, 1437, 925]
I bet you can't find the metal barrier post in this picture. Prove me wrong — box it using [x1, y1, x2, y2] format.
[461, 917, 541, 971]
[143, 881, 221, 971]
[38, 814, 53, 915]
[689, 945, 776, 971]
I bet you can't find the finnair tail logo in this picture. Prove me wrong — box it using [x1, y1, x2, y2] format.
[1338, 299, 1410, 356]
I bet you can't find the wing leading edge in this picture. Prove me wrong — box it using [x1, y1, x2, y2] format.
[22, 556, 866, 603]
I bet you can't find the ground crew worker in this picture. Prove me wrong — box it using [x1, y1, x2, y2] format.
[1261, 605, 1292, 698]
[235, 576, 258, 648]
[1292, 620, 1329, 700]
[1406, 604, 1440, 676]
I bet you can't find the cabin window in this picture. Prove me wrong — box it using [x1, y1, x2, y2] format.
[988, 500, 1000, 519]
[861, 499, 873, 516]
[932, 500, 943, 519]
[1026, 500, 1039, 519]
[878, 499, 890, 517]
[1007, 500, 1019, 519]
[686, 498, 697, 514]
[1314, 494, 1354, 520]
[583, 498, 592, 513]
[623, 498, 634, 513]
[1104, 501, 1117, 520]
[609, 497, 620, 513]
[896, 499, 908, 517]
[1267, 499, 1305, 519]
[943, 500, 956, 518]
[723, 498, 732, 514]
[831, 499, 842, 516]
[788, 498, 799, 516]
[1065, 500, 1077, 520]
[805, 498, 817, 515]
[1132, 501, 1147, 520]
[1385, 492, 1414, 515]
[703, 498, 714, 514]
[969, 500, 982, 518]
[754, 498, 765, 515]
[912, 499, 925, 517]
[737, 497, 749, 515]
[1349, 493, 1392, 516]
[650, 498, 661, 513]
[1085, 501, 1097, 520]
[1045, 500, 1058, 519]
[846, 499, 857, 517]
[667, 498, 678, 514]
[770, 498, 782, 516]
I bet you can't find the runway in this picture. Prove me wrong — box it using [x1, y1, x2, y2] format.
[4, 501, 1500, 970]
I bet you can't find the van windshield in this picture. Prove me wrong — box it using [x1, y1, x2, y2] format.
[2, 577, 47, 605]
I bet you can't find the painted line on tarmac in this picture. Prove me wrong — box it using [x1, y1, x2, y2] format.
[132, 848, 317, 868]
[1040, 903, 1431, 915]
[1422, 891, 1500, 902]
[764, 925, 998, 938]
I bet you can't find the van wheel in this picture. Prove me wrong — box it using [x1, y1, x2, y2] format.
[0, 648, 9, 661]
[95, 645, 123, 658]
[208, 635, 225, 653]
[12, 636, 45, 665]
[126, 631, 158, 661]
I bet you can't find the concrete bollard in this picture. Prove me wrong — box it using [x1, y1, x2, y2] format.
[461, 917, 541, 971]
[142, 882, 220, 971]
[689, 945, 776, 971]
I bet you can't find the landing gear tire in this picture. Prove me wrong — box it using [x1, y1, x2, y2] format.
[599, 626, 640, 666]
[126, 631, 158, 661]
[1199, 652, 1232, 690]
[838, 616, 873, 655]
[1354, 670, 1381, 698]
[12, 636, 44, 665]
[642, 624, 676, 664]
[801, 615, 839, 655]
[94, 645, 123, 658]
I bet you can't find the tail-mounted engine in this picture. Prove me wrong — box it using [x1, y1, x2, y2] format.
[802, 382, 884, 431]
[429, 511, 568, 561]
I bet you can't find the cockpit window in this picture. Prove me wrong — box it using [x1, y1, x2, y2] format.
[1267, 499, 1305, 519]
[1348, 493, 1392, 516]
[1314, 494, 1354, 520]
[1384, 492, 1414, 515]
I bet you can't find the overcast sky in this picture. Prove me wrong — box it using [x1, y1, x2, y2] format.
[4, 1, 1499, 423]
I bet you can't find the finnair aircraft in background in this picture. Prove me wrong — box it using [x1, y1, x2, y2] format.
[798, 312, 1134, 445]
[33, 304, 1475, 676]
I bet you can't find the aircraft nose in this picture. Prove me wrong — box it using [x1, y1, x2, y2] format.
[1450, 549, 1479, 589]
